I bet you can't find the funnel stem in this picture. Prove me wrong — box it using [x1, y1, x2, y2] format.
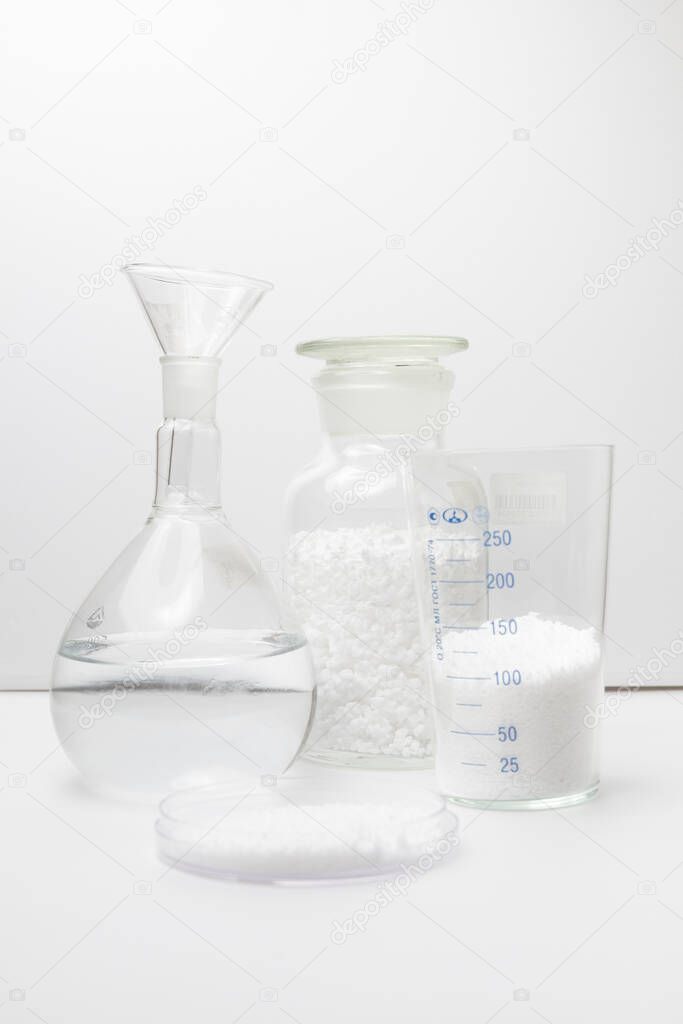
[154, 358, 222, 512]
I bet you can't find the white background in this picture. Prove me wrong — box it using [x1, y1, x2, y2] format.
[2, 0, 683, 687]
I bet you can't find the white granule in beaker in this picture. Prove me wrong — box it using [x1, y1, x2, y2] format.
[436, 613, 603, 803]
[285, 525, 432, 762]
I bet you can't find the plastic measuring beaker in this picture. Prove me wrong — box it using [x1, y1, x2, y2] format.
[408, 446, 612, 810]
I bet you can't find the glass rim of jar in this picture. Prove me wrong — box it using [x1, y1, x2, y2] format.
[296, 336, 468, 363]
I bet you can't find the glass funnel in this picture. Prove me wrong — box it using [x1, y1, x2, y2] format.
[51, 264, 316, 800]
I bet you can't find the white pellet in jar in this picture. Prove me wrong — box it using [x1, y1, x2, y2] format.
[285, 524, 432, 766]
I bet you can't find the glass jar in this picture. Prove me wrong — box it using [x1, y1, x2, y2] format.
[284, 336, 468, 769]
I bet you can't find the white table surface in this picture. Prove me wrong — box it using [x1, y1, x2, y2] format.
[1, 689, 682, 1023]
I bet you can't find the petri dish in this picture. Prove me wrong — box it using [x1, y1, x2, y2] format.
[156, 774, 459, 883]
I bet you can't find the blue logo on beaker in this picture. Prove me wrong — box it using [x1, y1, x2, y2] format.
[427, 508, 439, 523]
[442, 507, 468, 524]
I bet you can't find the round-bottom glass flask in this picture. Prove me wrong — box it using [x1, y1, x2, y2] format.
[284, 336, 467, 769]
[51, 265, 316, 799]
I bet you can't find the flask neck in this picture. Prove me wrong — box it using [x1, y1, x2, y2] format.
[154, 357, 222, 511]
[161, 356, 219, 419]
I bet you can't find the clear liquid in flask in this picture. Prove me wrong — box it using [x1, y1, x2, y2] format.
[53, 629, 315, 798]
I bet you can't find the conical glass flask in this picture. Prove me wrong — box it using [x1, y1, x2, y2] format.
[51, 264, 316, 799]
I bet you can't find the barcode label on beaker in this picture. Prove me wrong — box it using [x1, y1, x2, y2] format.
[490, 473, 566, 524]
